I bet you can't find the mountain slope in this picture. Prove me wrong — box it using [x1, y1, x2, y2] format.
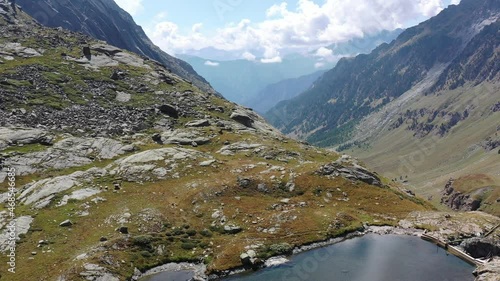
[343, 18, 499, 213]
[266, 0, 500, 147]
[245, 70, 326, 114]
[16, 0, 215, 94]
[0, 2, 434, 280]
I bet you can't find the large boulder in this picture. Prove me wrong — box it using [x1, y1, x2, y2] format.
[159, 129, 210, 146]
[318, 162, 382, 187]
[240, 249, 263, 268]
[461, 237, 500, 258]
[0, 127, 53, 149]
[159, 104, 179, 119]
[230, 110, 254, 128]
[224, 224, 242, 234]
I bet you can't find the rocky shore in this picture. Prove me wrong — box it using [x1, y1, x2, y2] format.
[136, 214, 500, 281]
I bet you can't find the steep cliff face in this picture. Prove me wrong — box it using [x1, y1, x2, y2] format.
[16, 0, 216, 94]
[440, 175, 500, 216]
[441, 179, 482, 212]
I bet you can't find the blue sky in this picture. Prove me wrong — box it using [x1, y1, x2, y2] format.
[115, 0, 461, 61]
[133, 1, 300, 34]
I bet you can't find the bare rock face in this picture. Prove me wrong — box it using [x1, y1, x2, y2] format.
[318, 160, 382, 187]
[461, 237, 500, 258]
[441, 179, 483, 212]
[474, 258, 500, 281]
[0, 127, 54, 149]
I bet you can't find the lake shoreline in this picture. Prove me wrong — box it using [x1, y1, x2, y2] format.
[135, 222, 500, 281]
[136, 225, 428, 281]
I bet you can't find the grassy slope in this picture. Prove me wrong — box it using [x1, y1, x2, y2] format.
[349, 82, 500, 214]
[0, 130, 432, 280]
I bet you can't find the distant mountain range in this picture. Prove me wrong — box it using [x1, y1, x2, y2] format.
[178, 29, 403, 105]
[245, 70, 326, 114]
[16, 0, 215, 94]
[178, 53, 331, 105]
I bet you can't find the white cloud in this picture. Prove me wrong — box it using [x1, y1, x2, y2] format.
[147, 0, 452, 58]
[154, 12, 168, 21]
[192, 23, 203, 33]
[315, 47, 333, 58]
[450, 0, 461, 5]
[242, 51, 256, 61]
[314, 62, 325, 68]
[418, 0, 444, 17]
[204, 60, 220, 66]
[260, 56, 282, 64]
[114, 0, 144, 16]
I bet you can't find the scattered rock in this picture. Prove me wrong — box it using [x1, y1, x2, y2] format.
[238, 177, 252, 188]
[59, 219, 73, 227]
[80, 263, 120, 281]
[160, 129, 210, 146]
[118, 226, 128, 234]
[82, 46, 91, 57]
[185, 119, 210, 127]
[115, 91, 131, 103]
[224, 225, 242, 234]
[240, 249, 262, 268]
[108, 147, 205, 181]
[257, 183, 268, 193]
[199, 159, 216, 167]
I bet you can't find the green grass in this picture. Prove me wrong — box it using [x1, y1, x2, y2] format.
[1, 143, 48, 154]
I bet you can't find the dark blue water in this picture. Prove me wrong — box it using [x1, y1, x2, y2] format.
[223, 235, 474, 281]
[142, 235, 474, 281]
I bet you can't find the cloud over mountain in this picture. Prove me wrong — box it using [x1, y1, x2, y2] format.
[147, 0, 458, 61]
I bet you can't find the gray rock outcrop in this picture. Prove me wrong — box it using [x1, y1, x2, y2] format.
[318, 161, 382, 187]
[473, 258, 500, 281]
[441, 179, 484, 212]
